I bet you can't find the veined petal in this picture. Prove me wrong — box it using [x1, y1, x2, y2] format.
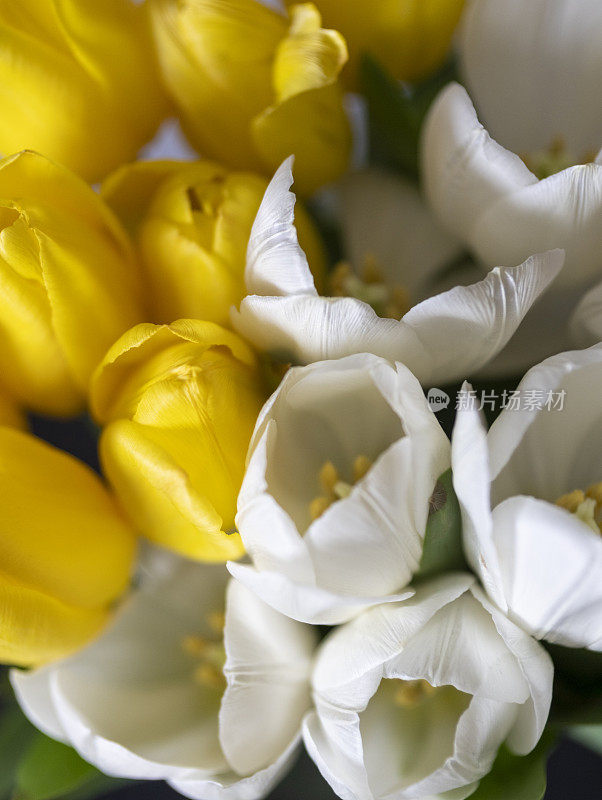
[227, 562, 413, 626]
[244, 156, 317, 297]
[401, 251, 565, 386]
[219, 580, 315, 775]
[451, 387, 506, 612]
[491, 496, 602, 651]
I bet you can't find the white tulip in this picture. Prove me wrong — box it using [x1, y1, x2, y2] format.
[232, 158, 564, 386]
[571, 280, 602, 346]
[452, 343, 602, 650]
[229, 353, 450, 625]
[304, 574, 553, 800]
[11, 557, 316, 800]
[421, 1, 602, 370]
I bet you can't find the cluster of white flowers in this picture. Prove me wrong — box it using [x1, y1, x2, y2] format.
[10, 1, 602, 799]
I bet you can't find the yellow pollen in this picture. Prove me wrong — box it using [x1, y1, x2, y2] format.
[310, 456, 373, 521]
[394, 680, 437, 709]
[329, 254, 411, 320]
[556, 482, 602, 534]
[522, 136, 596, 180]
[182, 610, 227, 690]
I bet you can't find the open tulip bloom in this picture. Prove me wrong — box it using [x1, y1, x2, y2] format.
[452, 344, 602, 650]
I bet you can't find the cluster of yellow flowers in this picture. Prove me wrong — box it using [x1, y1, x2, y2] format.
[0, 0, 461, 668]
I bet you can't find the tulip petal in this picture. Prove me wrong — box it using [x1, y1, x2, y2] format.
[10, 667, 66, 742]
[219, 580, 314, 775]
[401, 250, 565, 385]
[491, 496, 602, 652]
[459, 0, 602, 156]
[244, 156, 317, 297]
[488, 343, 602, 503]
[451, 389, 507, 612]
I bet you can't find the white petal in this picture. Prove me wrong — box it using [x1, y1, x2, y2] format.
[421, 83, 536, 244]
[219, 580, 315, 775]
[488, 343, 602, 503]
[232, 293, 428, 368]
[311, 574, 474, 701]
[471, 165, 602, 288]
[169, 735, 301, 800]
[245, 157, 316, 297]
[491, 496, 602, 652]
[227, 562, 413, 626]
[401, 251, 565, 385]
[459, 0, 602, 156]
[338, 168, 463, 299]
[10, 667, 67, 743]
[472, 586, 554, 755]
[451, 387, 506, 611]
[571, 280, 602, 347]
[422, 83, 602, 287]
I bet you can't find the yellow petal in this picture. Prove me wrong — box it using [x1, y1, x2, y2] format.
[0, 427, 136, 610]
[0, 573, 108, 667]
[0, 152, 145, 414]
[91, 320, 257, 424]
[0, 381, 26, 430]
[150, 0, 285, 170]
[252, 83, 352, 196]
[0, 0, 169, 181]
[273, 3, 348, 103]
[287, 0, 465, 86]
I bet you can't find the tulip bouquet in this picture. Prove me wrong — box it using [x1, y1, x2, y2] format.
[0, 1, 601, 799]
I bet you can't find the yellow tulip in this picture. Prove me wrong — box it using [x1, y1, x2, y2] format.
[149, 0, 351, 195]
[0, 427, 136, 666]
[0, 381, 26, 430]
[0, 0, 169, 182]
[91, 320, 266, 563]
[287, 0, 465, 87]
[102, 159, 327, 326]
[0, 150, 145, 417]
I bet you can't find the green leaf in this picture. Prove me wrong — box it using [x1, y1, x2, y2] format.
[360, 54, 459, 181]
[0, 707, 36, 799]
[570, 725, 602, 755]
[468, 731, 557, 800]
[415, 469, 467, 581]
[15, 734, 102, 800]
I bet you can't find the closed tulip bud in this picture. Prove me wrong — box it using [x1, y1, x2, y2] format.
[91, 320, 266, 563]
[0, 151, 145, 416]
[149, 0, 351, 195]
[102, 159, 327, 326]
[0, 427, 136, 667]
[287, 0, 465, 87]
[0, 0, 169, 182]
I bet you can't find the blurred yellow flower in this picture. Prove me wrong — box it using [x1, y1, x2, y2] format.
[0, 150, 145, 417]
[0, 427, 136, 667]
[0, 0, 169, 182]
[149, 0, 351, 195]
[288, 0, 465, 87]
[102, 159, 326, 326]
[91, 320, 266, 563]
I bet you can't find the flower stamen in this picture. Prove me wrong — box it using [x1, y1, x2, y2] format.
[394, 679, 437, 709]
[329, 254, 411, 320]
[182, 610, 227, 690]
[522, 136, 596, 180]
[309, 456, 372, 521]
[556, 482, 602, 534]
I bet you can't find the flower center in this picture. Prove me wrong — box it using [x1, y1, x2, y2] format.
[393, 679, 437, 709]
[182, 610, 227, 690]
[329, 253, 411, 320]
[555, 482, 602, 535]
[309, 456, 372, 521]
[522, 136, 597, 180]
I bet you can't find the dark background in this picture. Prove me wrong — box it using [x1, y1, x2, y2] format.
[29, 388, 602, 800]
